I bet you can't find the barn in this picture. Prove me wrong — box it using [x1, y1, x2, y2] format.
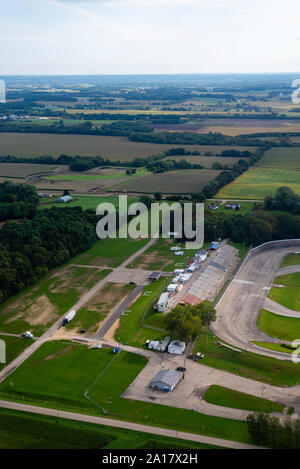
[150, 369, 181, 392]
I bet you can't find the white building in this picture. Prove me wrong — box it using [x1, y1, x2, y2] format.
[167, 284, 177, 293]
[168, 340, 186, 355]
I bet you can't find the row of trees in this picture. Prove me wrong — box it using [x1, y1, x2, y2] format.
[265, 186, 300, 215]
[247, 413, 300, 449]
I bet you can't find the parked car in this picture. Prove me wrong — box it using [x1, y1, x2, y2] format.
[79, 329, 86, 334]
[176, 366, 186, 372]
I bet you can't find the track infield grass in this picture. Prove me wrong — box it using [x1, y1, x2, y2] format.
[268, 272, 300, 312]
[257, 309, 300, 342]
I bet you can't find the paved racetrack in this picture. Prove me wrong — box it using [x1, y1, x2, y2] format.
[212, 240, 300, 360]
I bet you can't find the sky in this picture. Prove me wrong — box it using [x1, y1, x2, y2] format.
[0, 0, 300, 75]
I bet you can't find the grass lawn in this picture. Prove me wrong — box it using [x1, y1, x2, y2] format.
[129, 238, 198, 272]
[203, 385, 284, 413]
[281, 254, 300, 268]
[0, 407, 221, 449]
[0, 265, 111, 336]
[193, 327, 300, 386]
[227, 240, 249, 259]
[115, 278, 169, 347]
[206, 201, 255, 216]
[253, 341, 296, 355]
[0, 341, 252, 445]
[66, 282, 135, 334]
[257, 309, 300, 342]
[0, 335, 33, 372]
[39, 195, 139, 212]
[46, 169, 148, 182]
[269, 272, 300, 311]
[216, 168, 300, 199]
[70, 236, 150, 268]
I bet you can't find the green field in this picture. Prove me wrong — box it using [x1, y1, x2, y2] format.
[253, 341, 296, 355]
[39, 195, 139, 211]
[281, 253, 300, 268]
[0, 133, 256, 162]
[206, 201, 255, 216]
[216, 168, 300, 199]
[0, 341, 252, 445]
[256, 147, 300, 169]
[66, 282, 135, 334]
[269, 272, 300, 311]
[203, 385, 284, 413]
[257, 309, 300, 342]
[0, 335, 33, 372]
[0, 407, 220, 450]
[193, 327, 300, 386]
[111, 169, 222, 194]
[71, 236, 149, 268]
[115, 278, 168, 347]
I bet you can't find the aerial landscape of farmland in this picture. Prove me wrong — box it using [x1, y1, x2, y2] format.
[2, 0, 300, 456]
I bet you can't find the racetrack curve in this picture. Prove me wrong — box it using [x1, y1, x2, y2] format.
[211, 240, 300, 360]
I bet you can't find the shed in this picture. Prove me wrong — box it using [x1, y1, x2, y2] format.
[148, 272, 161, 282]
[174, 251, 184, 256]
[150, 369, 181, 391]
[55, 195, 72, 203]
[168, 340, 186, 355]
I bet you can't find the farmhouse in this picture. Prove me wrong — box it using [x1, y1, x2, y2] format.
[150, 369, 181, 392]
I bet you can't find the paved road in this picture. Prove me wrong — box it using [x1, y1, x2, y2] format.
[0, 399, 264, 449]
[212, 240, 300, 360]
[96, 284, 145, 339]
[263, 297, 300, 318]
[0, 236, 159, 384]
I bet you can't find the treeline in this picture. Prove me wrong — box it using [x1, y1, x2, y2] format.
[247, 413, 300, 449]
[265, 186, 300, 215]
[0, 206, 97, 303]
[0, 181, 39, 222]
[0, 120, 269, 147]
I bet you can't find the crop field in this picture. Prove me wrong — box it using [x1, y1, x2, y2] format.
[0, 265, 111, 336]
[203, 385, 284, 413]
[268, 273, 300, 312]
[0, 163, 60, 179]
[216, 168, 300, 199]
[110, 169, 222, 194]
[257, 309, 300, 342]
[0, 133, 257, 161]
[255, 147, 300, 169]
[66, 282, 135, 334]
[0, 341, 251, 444]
